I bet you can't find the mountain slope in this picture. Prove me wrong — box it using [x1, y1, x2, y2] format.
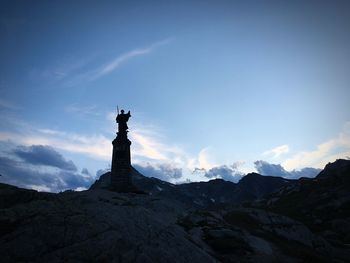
[255, 159, 350, 249]
[1, 180, 346, 262]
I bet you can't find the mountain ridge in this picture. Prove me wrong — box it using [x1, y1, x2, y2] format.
[91, 167, 296, 207]
[0, 159, 349, 262]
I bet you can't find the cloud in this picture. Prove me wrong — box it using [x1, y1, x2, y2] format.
[91, 38, 172, 80]
[29, 38, 172, 88]
[13, 145, 77, 171]
[129, 121, 188, 167]
[282, 122, 350, 170]
[0, 146, 94, 192]
[81, 168, 91, 176]
[263, 144, 289, 158]
[131, 131, 168, 161]
[0, 115, 234, 184]
[133, 163, 182, 182]
[0, 113, 187, 166]
[254, 160, 288, 177]
[0, 111, 215, 183]
[0, 128, 113, 161]
[193, 162, 245, 183]
[254, 160, 321, 179]
[63, 38, 172, 86]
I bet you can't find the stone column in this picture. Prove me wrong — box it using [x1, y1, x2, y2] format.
[110, 132, 134, 192]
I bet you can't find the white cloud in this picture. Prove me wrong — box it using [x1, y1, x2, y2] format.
[282, 122, 350, 170]
[187, 147, 217, 170]
[263, 144, 289, 158]
[130, 121, 189, 167]
[131, 131, 168, 161]
[88, 38, 172, 81]
[73, 38, 172, 83]
[94, 49, 150, 78]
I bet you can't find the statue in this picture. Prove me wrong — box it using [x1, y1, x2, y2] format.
[116, 109, 131, 134]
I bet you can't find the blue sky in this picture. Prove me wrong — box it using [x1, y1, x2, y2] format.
[0, 0, 350, 191]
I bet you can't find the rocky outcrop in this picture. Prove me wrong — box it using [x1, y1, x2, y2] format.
[0, 187, 215, 262]
[178, 208, 335, 262]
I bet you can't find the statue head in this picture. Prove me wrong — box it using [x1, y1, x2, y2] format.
[121, 110, 125, 114]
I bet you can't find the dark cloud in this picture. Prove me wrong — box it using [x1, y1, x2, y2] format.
[58, 170, 93, 190]
[254, 160, 321, 179]
[81, 168, 91, 176]
[195, 164, 244, 183]
[254, 161, 288, 177]
[133, 163, 182, 182]
[13, 145, 77, 171]
[0, 145, 94, 192]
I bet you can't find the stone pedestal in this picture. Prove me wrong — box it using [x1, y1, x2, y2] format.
[110, 132, 134, 192]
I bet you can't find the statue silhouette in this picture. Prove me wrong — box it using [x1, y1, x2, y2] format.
[116, 109, 131, 134]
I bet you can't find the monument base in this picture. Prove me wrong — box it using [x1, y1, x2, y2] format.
[110, 136, 136, 192]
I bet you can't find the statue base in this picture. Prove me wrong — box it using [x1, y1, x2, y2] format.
[110, 133, 135, 192]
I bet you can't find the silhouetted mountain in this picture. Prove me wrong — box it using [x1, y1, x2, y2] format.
[91, 167, 295, 207]
[316, 158, 350, 178]
[1, 160, 349, 262]
[237, 172, 294, 199]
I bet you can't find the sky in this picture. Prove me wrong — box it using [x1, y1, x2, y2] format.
[0, 0, 350, 192]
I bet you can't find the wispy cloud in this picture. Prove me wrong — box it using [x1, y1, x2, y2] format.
[282, 122, 350, 170]
[129, 120, 188, 166]
[263, 144, 289, 158]
[187, 147, 217, 170]
[90, 38, 172, 81]
[28, 38, 172, 88]
[64, 38, 172, 87]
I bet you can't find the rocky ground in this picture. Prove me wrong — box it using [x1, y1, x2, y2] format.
[0, 160, 349, 262]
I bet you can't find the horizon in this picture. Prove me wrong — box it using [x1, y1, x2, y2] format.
[1, 1, 350, 192]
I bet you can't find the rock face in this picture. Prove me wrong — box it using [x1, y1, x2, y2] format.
[1, 159, 350, 262]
